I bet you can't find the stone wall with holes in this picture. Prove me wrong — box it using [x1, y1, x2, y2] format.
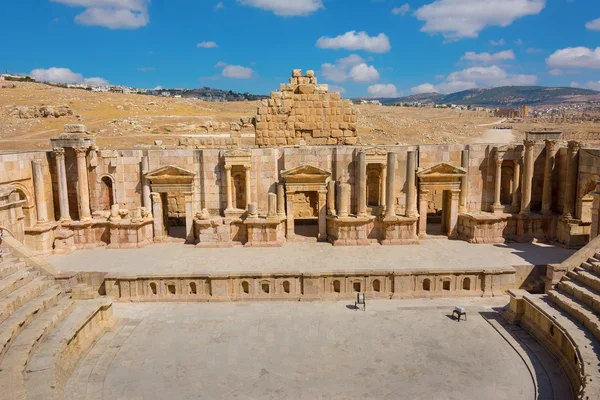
[103, 268, 515, 302]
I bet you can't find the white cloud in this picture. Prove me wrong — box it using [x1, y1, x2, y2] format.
[316, 31, 391, 53]
[221, 65, 254, 79]
[514, 38, 523, 45]
[570, 82, 581, 88]
[436, 80, 478, 93]
[460, 50, 515, 63]
[237, 0, 323, 16]
[51, 0, 150, 29]
[392, 4, 410, 15]
[415, 0, 545, 41]
[490, 39, 506, 46]
[585, 18, 600, 31]
[410, 83, 438, 94]
[197, 41, 218, 48]
[583, 81, 600, 91]
[214, 61, 228, 68]
[153, 86, 163, 90]
[368, 84, 398, 98]
[348, 64, 380, 83]
[30, 67, 108, 85]
[337, 54, 365, 68]
[547, 47, 600, 69]
[321, 63, 347, 83]
[215, 2, 224, 10]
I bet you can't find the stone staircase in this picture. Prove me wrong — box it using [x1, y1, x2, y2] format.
[0, 241, 115, 400]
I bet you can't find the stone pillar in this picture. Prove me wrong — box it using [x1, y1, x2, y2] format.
[184, 192, 193, 243]
[267, 192, 277, 218]
[151, 192, 164, 241]
[541, 140, 557, 215]
[74, 147, 91, 221]
[248, 202, 258, 218]
[511, 159, 521, 209]
[31, 160, 49, 223]
[591, 180, 600, 239]
[318, 191, 327, 241]
[449, 189, 460, 238]
[286, 191, 295, 239]
[492, 149, 504, 214]
[419, 189, 429, 238]
[385, 153, 396, 218]
[356, 151, 367, 217]
[338, 184, 350, 218]
[459, 149, 469, 213]
[563, 141, 581, 219]
[54, 148, 71, 222]
[141, 156, 152, 213]
[327, 180, 336, 216]
[406, 151, 418, 217]
[520, 140, 535, 214]
[380, 164, 387, 211]
[277, 183, 286, 217]
[244, 164, 252, 210]
[225, 165, 233, 211]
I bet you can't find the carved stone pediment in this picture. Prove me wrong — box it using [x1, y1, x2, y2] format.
[363, 147, 388, 164]
[145, 166, 195, 192]
[417, 163, 466, 182]
[223, 150, 252, 167]
[281, 165, 331, 184]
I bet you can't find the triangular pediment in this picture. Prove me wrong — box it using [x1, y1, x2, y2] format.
[281, 165, 331, 184]
[145, 165, 195, 179]
[417, 163, 466, 178]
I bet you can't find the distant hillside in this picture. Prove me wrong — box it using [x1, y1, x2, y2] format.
[377, 86, 600, 107]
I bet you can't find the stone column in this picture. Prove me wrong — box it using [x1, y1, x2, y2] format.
[541, 140, 557, 215]
[418, 189, 429, 238]
[492, 149, 504, 214]
[184, 192, 193, 243]
[385, 153, 396, 218]
[406, 151, 418, 217]
[380, 164, 387, 212]
[327, 180, 336, 216]
[356, 151, 367, 217]
[141, 156, 152, 213]
[54, 148, 71, 222]
[267, 192, 277, 218]
[520, 140, 535, 214]
[449, 189, 460, 238]
[74, 147, 91, 221]
[318, 191, 327, 241]
[225, 165, 233, 211]
[151, 192, 164, 241]
[511, 159, 521, 209]
[563, 141, 581, 219]
[277, 183, 286, 217]
[591, 180, 600, 239]
[459, 149, 469, 213]
[286, 191, 295, 239]
[244, 164, 252, 210]
[31, 160, 49, 223]
[338, 184, 350, 218]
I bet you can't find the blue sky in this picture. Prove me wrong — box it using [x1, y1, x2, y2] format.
[1, 0, 599, 97]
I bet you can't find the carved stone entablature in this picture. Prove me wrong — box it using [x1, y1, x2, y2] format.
[281, 165, 331, 185]
[417, 163, 467, 183]
[364, 147, 388, 164]
[145, 165, 195, 193]
[223, 150, 252, 167]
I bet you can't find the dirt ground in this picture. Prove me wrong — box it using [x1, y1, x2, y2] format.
[0, 81, 597, 151]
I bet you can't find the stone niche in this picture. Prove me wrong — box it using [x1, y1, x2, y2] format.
[254, 69, 358, 147]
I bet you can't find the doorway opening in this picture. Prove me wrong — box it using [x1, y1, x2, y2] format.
[292, 191, 319, 239]
[161, 192, 186, 240]
[426, 189, 452, 237]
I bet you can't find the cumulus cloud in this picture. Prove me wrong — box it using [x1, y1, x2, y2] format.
[586, 18, 600, 31]
[490, 39, 506, 46]
[321, 55, 380, 83]
[316, 31, 391, 53]
[460, 50, 515, 64]
[30, 67, 108, 85]
[237, 0, 323, 16]
[51, 0, 150, 29]
[368, 84, 398, 97]
[410, 83, 438, 94]
[413, 65, 536, 94]
[197, 41, 218, 48]
[415, 0, 545, 40]
[546, 47, 600, 69]
[392, 4, 410, 15]
[221, 65, 254, 79]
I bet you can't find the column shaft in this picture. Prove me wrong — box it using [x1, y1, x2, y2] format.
[151, 192, 164, 241]
[318, 191, 327, 241]
[385, 153, 396, 218]
[520, 140, 535, 214]
[338, 184, 350, 218]
[54, 148, 70, 221]
[277, 183, 286, 217]
[448, 190, 460, 238]
[512, 159, 521, 208]
[244, 165, 252, 210]
[406, 151, 418, 217]
[184, 193, 193, 243]
[267, 192, 277, 218]
[380, 164, 387, 211]
[459, 149, 469, 213]
[286, 192, 295, 239]
[563, 141, 581, 219]
[327, 180, 336, 216]
[418, 190, 429, 238]
[31, 160, 49, 223]
[541, 140, 557, 215]
[357, 151, 367, 217]
[74, 147, 91, 221]
[225, 166, 233, 210]
[141, 156, 152, 212]
[493, 159, 502, 208]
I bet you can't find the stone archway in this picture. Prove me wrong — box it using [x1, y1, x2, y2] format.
[416, 163, 466, 239]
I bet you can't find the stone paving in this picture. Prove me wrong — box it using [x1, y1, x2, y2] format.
[47, 240, 575, 275]
[65, 297, 571, 400]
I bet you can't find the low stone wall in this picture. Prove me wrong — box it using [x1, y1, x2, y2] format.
[458, 213, 555, 244]
[326, 216, 418, 246]
[104, 267, 515, 302]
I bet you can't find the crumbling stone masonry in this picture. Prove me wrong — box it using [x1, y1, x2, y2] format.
[254, 70, 358, 147]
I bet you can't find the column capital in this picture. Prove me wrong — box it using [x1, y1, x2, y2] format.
[73, 146, 89, 156]
[150, 192, 161, 201]
[244, 164, 251, 170]
[53, 148, 65, 158]
[567, 140, 582, 153]
[450, 189, 461, 200]
[523, 139, 536, 149]
[513, 159, 521, 166]
[545, 139, 558, 152]
[224, 164, 232, 171]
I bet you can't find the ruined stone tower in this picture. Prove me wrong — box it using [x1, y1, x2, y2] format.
[254, 69, 358, 147]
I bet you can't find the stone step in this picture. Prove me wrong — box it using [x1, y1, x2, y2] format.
[0, 262, 24, 280]
[0, 297, 75, 400]
[0, 286, 64, 363]
[586, 260, 600, 275]
[25, 298, 115, 400]
[0, 269, 38, 298]
[556, 279, 600, 315]
[0, 278, 53, 326]
[548, 289, 600, 342]
[571, 268, 600, 293]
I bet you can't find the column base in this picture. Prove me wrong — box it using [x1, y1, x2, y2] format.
[492, 204, 504, 215]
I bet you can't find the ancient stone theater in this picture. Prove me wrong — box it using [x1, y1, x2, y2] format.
[2, 70, 600, 399]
